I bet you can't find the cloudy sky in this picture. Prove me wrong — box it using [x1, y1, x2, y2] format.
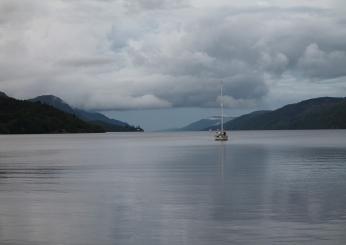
[1, 0, 346, 130]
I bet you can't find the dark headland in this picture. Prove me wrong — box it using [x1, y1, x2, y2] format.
[0, 92, 143, 134]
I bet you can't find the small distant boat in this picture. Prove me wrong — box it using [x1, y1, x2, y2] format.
[215, 82, 228, 141]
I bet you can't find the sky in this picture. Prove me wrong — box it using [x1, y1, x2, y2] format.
[1, 0, 346, 130]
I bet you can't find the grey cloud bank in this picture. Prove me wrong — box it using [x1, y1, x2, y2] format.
[0, 0, 345, 111]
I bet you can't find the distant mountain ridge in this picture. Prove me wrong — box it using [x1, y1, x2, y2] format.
[29, 95, 142, 132]
[222, 97, 346, 130]
[178, 97, 346, 131]
[0, 92, 104, 134]
[179, 116, 234, 131]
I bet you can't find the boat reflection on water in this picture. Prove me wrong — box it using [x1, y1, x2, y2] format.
[217, 142, 226, 178]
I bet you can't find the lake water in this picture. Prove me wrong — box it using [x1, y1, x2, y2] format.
[0, 130, 346, 245]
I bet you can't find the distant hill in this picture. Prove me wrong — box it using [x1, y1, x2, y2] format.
[30, 95, 143, 132]
[0, 92, 104, 134]
[222, 97, 346, 130]
[172, 116, 234, 131]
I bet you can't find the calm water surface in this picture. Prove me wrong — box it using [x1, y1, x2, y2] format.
[0, 130, 346, 244]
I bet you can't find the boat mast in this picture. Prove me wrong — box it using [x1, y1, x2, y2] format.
[221, 82, 224, 132]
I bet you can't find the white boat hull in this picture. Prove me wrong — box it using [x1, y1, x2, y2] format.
[215, 131, 229, 141]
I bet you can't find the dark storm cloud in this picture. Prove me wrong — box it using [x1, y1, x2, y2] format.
[124, 0, 187, 11]
[0, 0, 345, 110]
[114, 5, 346, 108]
[58, 57, 115, 67]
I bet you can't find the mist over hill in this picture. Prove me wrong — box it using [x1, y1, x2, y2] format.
[30, 95, 143, 132]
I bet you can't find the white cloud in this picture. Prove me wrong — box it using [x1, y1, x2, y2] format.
[217, 95, 256, 108]
[79, 93, 172, 110]
[298, 43, 346, 79]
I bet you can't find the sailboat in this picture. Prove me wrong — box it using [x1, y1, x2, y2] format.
[214, 82, 228, 141]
